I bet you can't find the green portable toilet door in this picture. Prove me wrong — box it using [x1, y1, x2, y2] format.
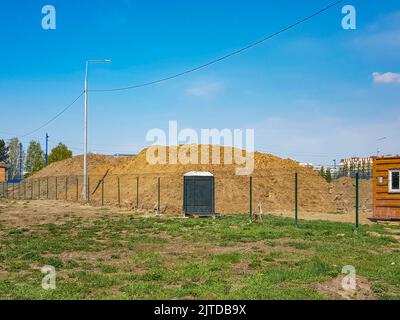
[184, 176, 214, 215]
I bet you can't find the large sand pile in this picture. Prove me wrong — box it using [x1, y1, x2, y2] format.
[27, 145, 370, 215]
[329, 177, 372, 213]
[33, 154, 130, 178]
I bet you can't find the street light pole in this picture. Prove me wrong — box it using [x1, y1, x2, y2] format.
[83, 59, 111, 201]
[45, 133, 49, 166]
[83, 61, 89, 200]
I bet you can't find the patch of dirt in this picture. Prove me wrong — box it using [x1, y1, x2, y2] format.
[316, 275, 377, 300]
[151, 236, 315, 261]
[56, 248, 129, 263]
[230, 259, 253, 275]
[271, 209, 374, 224]
[0, 200, 123, 228]
[239, 241, 315, 255]
[384, 228, 400, 241]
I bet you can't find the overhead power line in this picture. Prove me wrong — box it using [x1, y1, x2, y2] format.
[8, 0, 343, 140]
[18, 91, 84, 139]
[91, 0, 343, 93]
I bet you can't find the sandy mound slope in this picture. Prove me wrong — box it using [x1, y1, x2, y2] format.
[329, 177, 372, 213]
[32, 154, 130, 178]
[27, 145, 371, 215]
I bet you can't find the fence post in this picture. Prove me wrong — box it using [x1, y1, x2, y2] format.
[136, 176, 139, 208]
[55, 177, 58, 200]
[249, 176, 253, 223]
[38, 179, 41, 200]
[76, 177, 79, 202]
[101, 179, 104, 207]
[117, 176, 121, 207]
[295, 172, 298, 227]
[65, 177, 68, 201]
[355, 172, 359, 233]
[31, 181, 33, 199]
[158, 177, 161, 214]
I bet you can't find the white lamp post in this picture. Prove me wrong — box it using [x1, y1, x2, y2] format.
[83, 59, 111, 200]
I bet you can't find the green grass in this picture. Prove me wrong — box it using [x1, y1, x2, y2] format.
[0, 208, 400, 300]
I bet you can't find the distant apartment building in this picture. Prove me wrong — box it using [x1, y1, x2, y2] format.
[299, 157, 374, 179]
[339, 157, 373, 178]
[340, 157, 373, 169]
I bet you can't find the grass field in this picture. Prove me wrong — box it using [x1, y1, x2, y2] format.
[0, 199, 400, 300]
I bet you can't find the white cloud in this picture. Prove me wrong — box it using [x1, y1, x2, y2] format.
[372, 72, 400, 84]
[185, 81, 223, 98]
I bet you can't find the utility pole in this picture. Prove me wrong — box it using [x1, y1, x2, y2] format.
[19, 143, 23, 179]
[45, 133, 49, 166]
[83, 59, 112, 201]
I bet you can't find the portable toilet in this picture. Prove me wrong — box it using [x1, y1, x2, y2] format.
[183, 172, 215, 216]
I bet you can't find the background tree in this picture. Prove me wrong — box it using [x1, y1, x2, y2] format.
[319, 166, 325, 178]
[0, 139, 9, 163]
[361, 160, 366, 177]
[349, 162, 355, 178]
[357, 162, 361, 175]
[48, 143, 72, 164]
[325, 168, 332, 183]
[25, 141, 45, 174]
[6, 138, 21, 180]
[342, 163, 348, 177]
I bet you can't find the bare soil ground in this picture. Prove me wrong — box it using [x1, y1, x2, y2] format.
[0, 200, 375, 229]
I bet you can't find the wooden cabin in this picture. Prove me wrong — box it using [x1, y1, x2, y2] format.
[0, 162, 6, 183]
[373, 156, 400, 220]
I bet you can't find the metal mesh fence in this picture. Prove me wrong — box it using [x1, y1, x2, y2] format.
[0, 172, 372, 220]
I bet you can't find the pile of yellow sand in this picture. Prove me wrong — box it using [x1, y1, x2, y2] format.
[28, 145, 369, 215]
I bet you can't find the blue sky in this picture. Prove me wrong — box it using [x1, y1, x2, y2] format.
[0, 0, 399, 165]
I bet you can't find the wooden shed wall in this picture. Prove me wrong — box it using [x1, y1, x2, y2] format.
[373, 157, 400, 219]
[0, 163, 6, 183]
